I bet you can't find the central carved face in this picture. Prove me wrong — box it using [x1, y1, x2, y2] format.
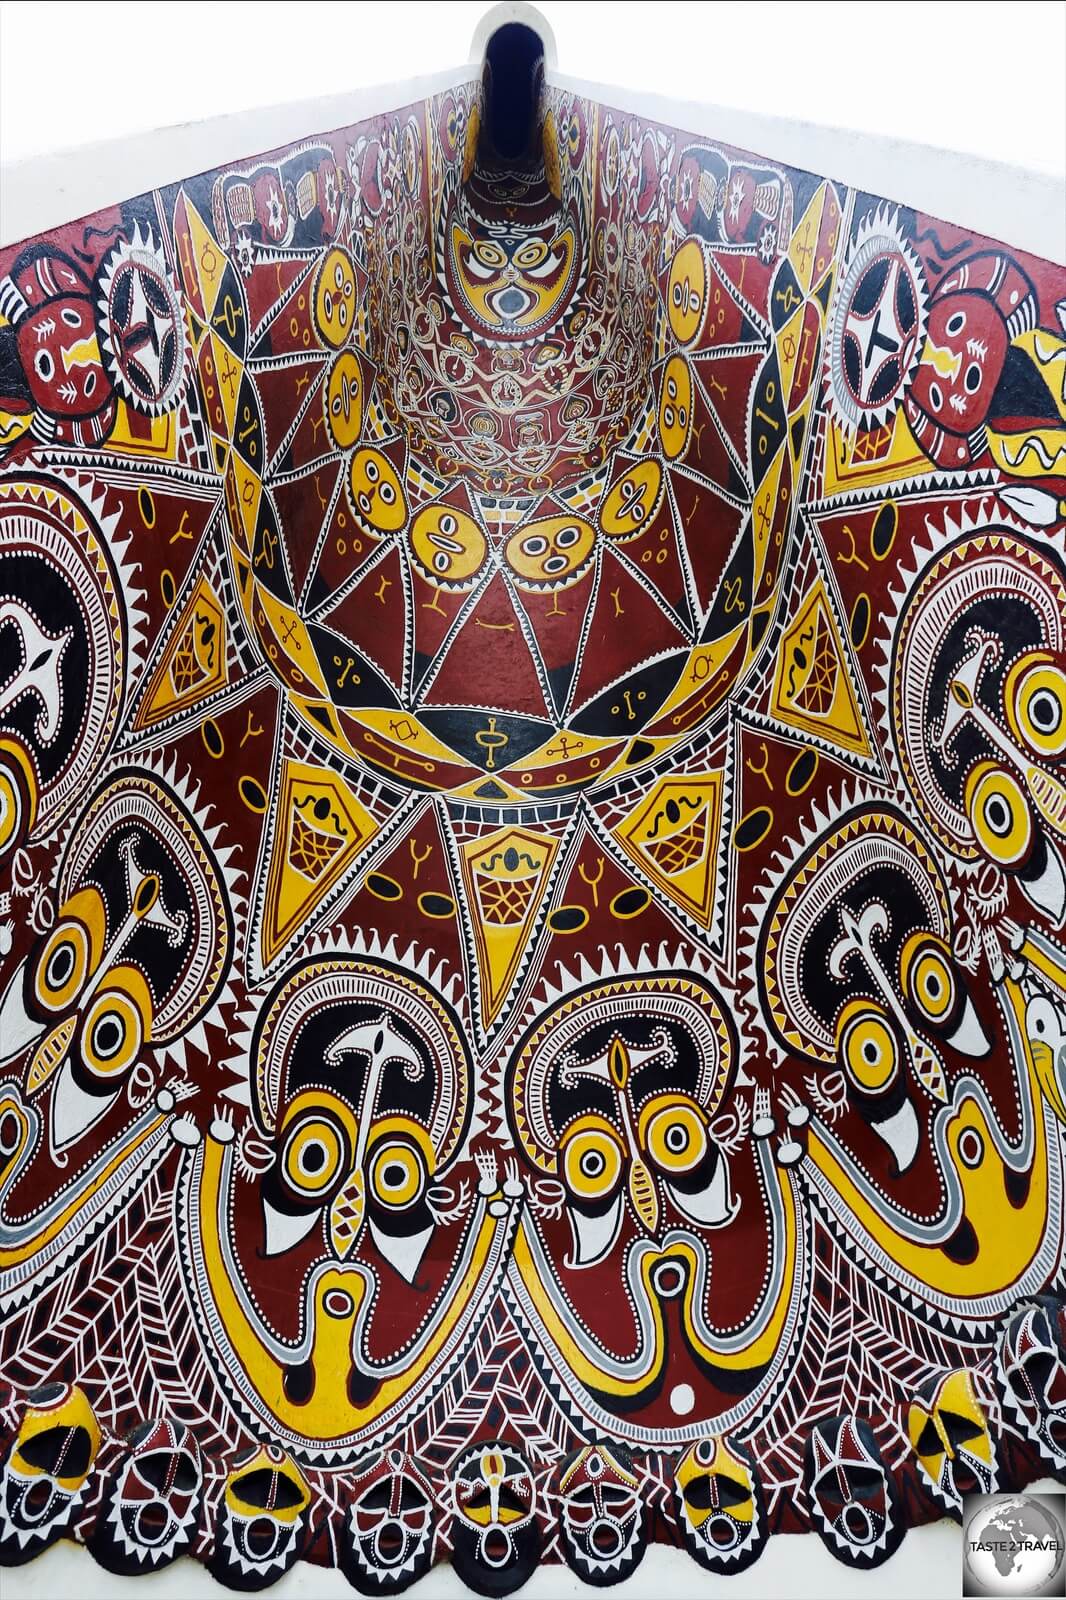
[508, 974, 739, 1265]
[446, 220, 579, 337]
[248, 956, 471, 1288]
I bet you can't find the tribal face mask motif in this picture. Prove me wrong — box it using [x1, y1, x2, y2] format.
[0, 19, 1064, 1597]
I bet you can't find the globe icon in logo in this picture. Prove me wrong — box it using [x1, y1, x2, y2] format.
[964, 1495, 1066, 1596]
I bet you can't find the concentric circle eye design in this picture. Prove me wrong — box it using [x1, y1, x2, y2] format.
[965, 760, 1033, 867]
[80, 990, 145, 1080]
[366, 1118, 434, 1213]
[473, 241, 507, 270]
[74, 966, 152, 1087]
[561, 1118, 624, 1201]
[642, 1097, 708, 1174]
[34, 921, 92, 1013]
[279, 1092, 356, 1202]
[900, 933, 957, 1026]
[1007, 653, 1066, 761]
[837, 1000, 899, 1093]
[514, 239, 548, 271]
[364, 1145, 419, 1203]
[282, 1118, 345, 1199]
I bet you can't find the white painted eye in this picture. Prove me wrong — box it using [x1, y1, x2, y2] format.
[1026, 994, 1063, 1049]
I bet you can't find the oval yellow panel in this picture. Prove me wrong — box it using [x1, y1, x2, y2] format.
[600, 460, 665, 541]
[410, 503, 487, 587]
[505, 513, 596, 589]
[667, 238, 707, 346]
[658, 355, 694, 460]
[324, 350, 364, 450]
[313, 246, 359, 349]
[349, 447, 407, 535]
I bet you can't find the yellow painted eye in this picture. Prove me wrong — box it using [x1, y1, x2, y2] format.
[0, 736, 36, 856]
[78, 972, 150, 1080]
[1006, 652, 1066, 761]
[368, 1137, 426, 1209]
[667, 239, 706, 345]
[410, 503, 487, 586]
[561, 1117, 624, 1201]
[514, 238, 548, 270]
[965, 760, 1033, 866]
[324, 350, 364, 450]
[641, 1096, 708, 1173]
[283, 1118, 344, 1197]
[600, 460, 665, 540]
[34, 921, 92, 1013]
[837, 1000, 898, 1093]
[473, 241, 507, 270]
[900, 933, 957, 1025]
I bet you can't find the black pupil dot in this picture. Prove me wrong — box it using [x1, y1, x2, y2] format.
[96, 1018, 122, 1054]
[1034, 695, 1056, 729]
[50, 946, 73, 984]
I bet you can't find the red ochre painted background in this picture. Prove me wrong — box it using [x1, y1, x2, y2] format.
[0, 57, 1064, 1597]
